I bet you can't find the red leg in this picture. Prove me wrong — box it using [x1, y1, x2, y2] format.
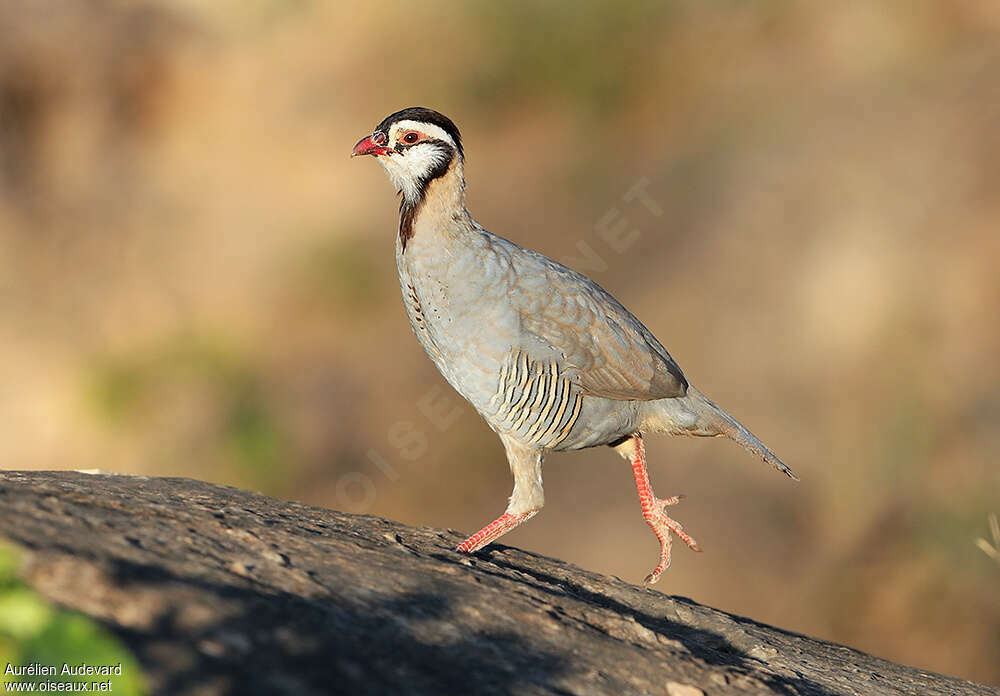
[455, 511, 537, 553]
[626, 434, 701, 585]
[456, 434, 544, 554]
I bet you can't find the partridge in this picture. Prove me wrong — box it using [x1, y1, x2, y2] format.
[353, 107, 796, 584]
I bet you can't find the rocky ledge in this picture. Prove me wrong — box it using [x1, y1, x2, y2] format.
[0, 471, 992, 696]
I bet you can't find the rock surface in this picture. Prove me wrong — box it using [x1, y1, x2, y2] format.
[0, 471, 993, 696]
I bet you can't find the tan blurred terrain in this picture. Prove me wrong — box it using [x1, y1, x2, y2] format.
[1, 0, 998, 685]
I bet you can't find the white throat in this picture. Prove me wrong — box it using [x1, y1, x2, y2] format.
[378, 147, 453, 204]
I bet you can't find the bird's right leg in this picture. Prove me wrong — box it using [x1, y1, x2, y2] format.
[615, 433, 701, 585]
[455, 434, 543, 553]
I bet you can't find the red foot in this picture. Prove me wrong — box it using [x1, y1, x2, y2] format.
[629, 435, 701, 585]
[455, 511, 536, 553]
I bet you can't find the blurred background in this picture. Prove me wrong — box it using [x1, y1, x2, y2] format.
[1, 0, 998, 685]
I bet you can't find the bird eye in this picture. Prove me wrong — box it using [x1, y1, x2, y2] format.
[403, 132, 419, 144]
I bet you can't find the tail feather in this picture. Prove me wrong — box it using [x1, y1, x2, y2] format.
[647, 387, 799, 480]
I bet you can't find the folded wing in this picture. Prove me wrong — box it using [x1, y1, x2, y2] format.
[506, 246, 687, 401]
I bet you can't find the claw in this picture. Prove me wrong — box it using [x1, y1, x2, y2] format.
[625, 434, 701, 584]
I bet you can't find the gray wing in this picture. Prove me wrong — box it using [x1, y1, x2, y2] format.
[505, 244, 688, 401]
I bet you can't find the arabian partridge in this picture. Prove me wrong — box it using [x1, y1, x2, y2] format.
[353, 107, 796, 584]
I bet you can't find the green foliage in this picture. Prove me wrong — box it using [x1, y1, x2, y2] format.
[87, 334, 293, 493]
[0, 544, 146, 694]
[226, 380, 286, 486]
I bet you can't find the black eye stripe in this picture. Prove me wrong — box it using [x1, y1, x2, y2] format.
[394, 138, 450, 153]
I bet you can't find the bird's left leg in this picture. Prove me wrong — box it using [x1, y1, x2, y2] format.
[456, 434, 543, 553]
[615, 433, 701, 585]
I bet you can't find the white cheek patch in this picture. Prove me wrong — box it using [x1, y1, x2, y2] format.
[378, 136, 453, 201]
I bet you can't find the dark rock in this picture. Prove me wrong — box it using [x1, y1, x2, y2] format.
[0, 471, 992, 696]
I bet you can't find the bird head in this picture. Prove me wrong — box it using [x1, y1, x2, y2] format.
[352, 107, 464, 204]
